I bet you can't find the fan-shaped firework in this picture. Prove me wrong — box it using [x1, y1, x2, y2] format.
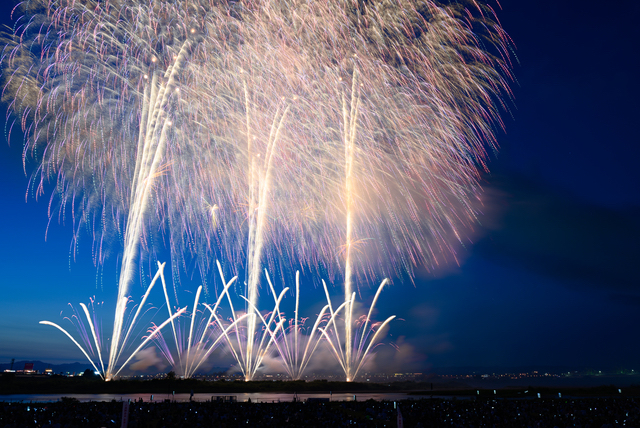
[2, 0, 512, 379]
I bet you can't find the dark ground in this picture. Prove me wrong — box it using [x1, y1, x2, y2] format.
[2, 396, 640, 427]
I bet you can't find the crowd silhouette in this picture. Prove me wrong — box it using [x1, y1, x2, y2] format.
[1, 396, 638, 427]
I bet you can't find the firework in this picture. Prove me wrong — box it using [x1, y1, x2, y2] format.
[265, 271, 331, 380]
[3, 0, 512, 379]
[319, 279, 395, 382]
[153, 261, 255, 378]
[40, 262, 186, 379]
[170, 0, 512, 378]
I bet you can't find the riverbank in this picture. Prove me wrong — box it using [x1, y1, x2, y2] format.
[2, 373, 640, 398]
[0, 375, 461, 395]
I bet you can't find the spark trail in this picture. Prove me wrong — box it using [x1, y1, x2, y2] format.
[342, 69, 361, 380]
[108, 40, 192, 380]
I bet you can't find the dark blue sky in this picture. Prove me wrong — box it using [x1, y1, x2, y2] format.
[1, 0, 639, 373]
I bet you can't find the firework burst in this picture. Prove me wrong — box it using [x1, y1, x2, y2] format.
[3, 0, 512, 379]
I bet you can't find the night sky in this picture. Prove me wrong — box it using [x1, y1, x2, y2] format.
[1, 0, 638, 374]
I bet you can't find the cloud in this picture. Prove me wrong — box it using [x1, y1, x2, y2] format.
[129, 347, 167, 372]
[247, 340, 342, 378]
[369, 336, 429, 373]
[474, 173, 640, 292]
